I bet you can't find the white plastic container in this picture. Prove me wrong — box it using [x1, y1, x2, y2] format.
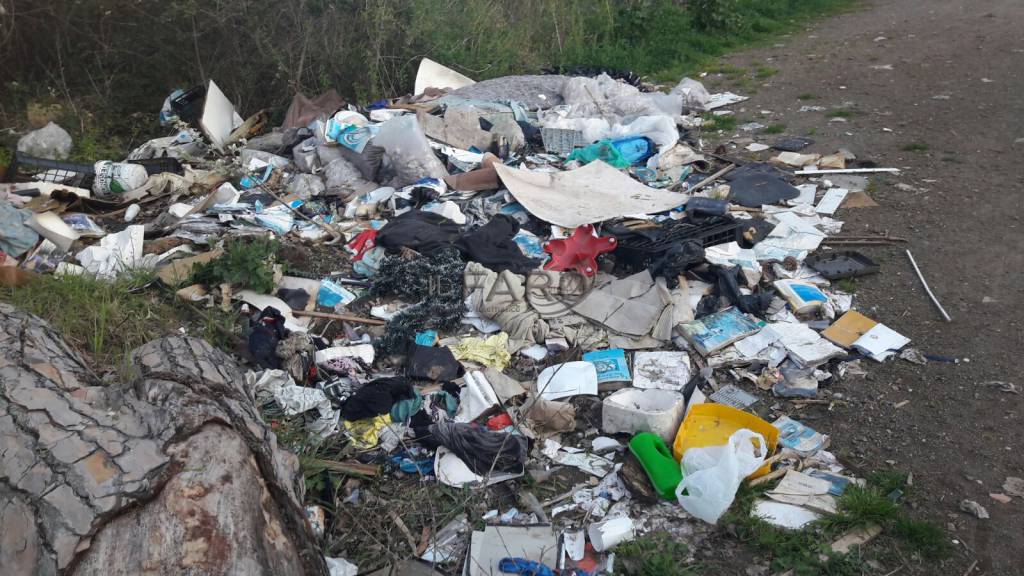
[92, 161, 148, 197]
[588, 517, 635, 552]
[601, 388, 686, 442]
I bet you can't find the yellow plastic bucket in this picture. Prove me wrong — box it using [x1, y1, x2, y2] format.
[672, 403, 779, 479]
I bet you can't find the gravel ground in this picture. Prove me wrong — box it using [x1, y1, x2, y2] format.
[696, 0, 1023, 573]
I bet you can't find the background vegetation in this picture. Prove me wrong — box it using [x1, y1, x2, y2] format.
[1, 0, 851, 149]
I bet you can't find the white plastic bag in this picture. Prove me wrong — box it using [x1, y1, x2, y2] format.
[675, 428, 768, 524]
[671, 77, 711, 111]
[373, 114, 448, 187]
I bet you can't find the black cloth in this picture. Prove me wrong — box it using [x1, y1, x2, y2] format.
[407, 344, 464, 382]
[727, 173, 800, 208]
[275, 288, 311, 311]
[340, 377, 415, 421]
[248, 306, 288, 369]
[423, 421, 528, 475]
[376, 210, 461, 254]
[715, 265, 773, 316]
[454, 214, 540, 274]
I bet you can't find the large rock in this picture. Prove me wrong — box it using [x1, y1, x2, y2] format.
[0, 302, 327, 575]
[16, 121, 72, 160]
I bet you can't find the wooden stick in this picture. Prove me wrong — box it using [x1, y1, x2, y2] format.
[795, 168, 899, 175]
[906, 249, 952, 322]
[388, 508, 419, 555]
[310, 458, 380, 477]
[261, 185, 344, 242]
[678, 163, 734, 193]
[293, 309, 386, 325]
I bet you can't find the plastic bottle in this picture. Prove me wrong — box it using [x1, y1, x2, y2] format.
[628, 432, 683, 500]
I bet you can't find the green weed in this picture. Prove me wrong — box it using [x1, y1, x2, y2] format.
[901, 142, 929, 152]
[891, 517, 953, 559]
[617, 533, 701, 576]
[828, 109, 858, 119]
[755, 66, 778, 79]
[703, 113, 739, 132]
[797, 93, 818, 100]
[868, 470, 909, 495]
[837, 278, 857, 293]
[837, 485, 900, 525]
[191, 237, 280, 293]
[763, 123, 787, 134]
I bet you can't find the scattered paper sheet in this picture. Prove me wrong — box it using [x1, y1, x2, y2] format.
[705, 92, 748, 110]
[552, 450, 616, 477]
[853, 323, 910, 361]
[767, 470, 837, 514]
[815, 188, 848, 215]
[495, 161, 689, 228]
[536, 362, 598, 401]
[632, 351, 691, 391]
[752, 500, 822, 529]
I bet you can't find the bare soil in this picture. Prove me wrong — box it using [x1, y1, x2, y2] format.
[698, 0, 1024, 573]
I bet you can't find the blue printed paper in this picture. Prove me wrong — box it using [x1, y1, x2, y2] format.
[582, 349, 631, 383]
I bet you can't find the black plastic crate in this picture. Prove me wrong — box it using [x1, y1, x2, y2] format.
[9, 151, 94, 188]
[610, 215, 738, 272]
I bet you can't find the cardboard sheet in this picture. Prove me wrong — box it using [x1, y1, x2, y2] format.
[414, 58, 475, 95]
[495, 161, 689, 228]
[467, 526, 557, 576]
[573, 270, 671, 337]
[822, 310, 878, 348]
[200, 80, 243, 151]
[155, 249, 223, 285]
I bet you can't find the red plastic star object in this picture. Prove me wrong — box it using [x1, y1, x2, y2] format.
[543, 225, 617, 277]
[346, 228, 378, 261]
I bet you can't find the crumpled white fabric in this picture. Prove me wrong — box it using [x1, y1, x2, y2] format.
[246, 370, 339, 440]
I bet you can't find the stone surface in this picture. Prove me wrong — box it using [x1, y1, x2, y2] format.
[0, 302, 326, 575]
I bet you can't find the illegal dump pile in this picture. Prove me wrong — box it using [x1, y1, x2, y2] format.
[1, 59, 943, 575]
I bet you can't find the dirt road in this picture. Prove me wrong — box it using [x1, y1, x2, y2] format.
[701, 0, 1024, 573]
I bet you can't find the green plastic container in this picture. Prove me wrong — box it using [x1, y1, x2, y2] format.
[629, 432, 683, 500]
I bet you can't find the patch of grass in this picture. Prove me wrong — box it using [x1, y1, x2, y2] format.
[868, 470, 908, 495]
[763, 123, 787, 134]
[837, 278, 857, 293]
[806, 127, 818, 136]
[191, 237, 281, 293]
[901, 142, 929, 152]
[837, 485, 900, 525]
[707, 63, 746, 76]
[702, 113, 739, 132]
[755, 66, 778, 79]
[0, 271, 174, 371]
[828, 108, 858, 119]
[891, 517, 953, 559]
[722, 469, 951, 574]
[797, 93, 818, 100]
[618, 533, 701, 576]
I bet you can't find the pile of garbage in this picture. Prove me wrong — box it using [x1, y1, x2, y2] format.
[0, 58, 931, 575]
